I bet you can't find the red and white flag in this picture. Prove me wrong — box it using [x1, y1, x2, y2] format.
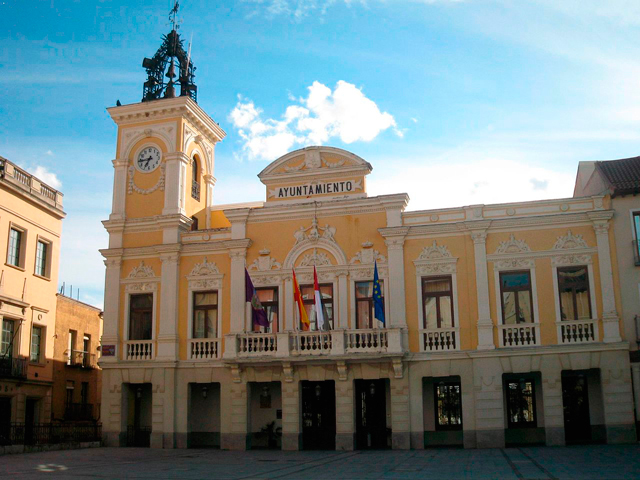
[313, 266, 325, 330]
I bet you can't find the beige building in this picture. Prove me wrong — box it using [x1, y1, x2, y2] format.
[51, 294, 103, 425]
[98, 35, 637, 449]
[0, 156, 65, 440]
[574, 156, 640, 437]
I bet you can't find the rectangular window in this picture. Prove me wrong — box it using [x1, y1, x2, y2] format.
[255, 287, 278, 333]
[128, 294, 153, 340]
[557, 267, 592, 320]
[35, 240, 48, 277]
[506, 378, 537, 428]
[500, 271, 534, 324]
[301, 284, 334, 331]
[355, 280, 385, 329]
[422, 276, 454, 329]
[634, 212, 640, 264]
[1, 319, 14, 357]
[81, 382, 89, 405]
[192, 291, 218, 338]
[67, 330, 77, 365]
[30, 326, 42, 363]
[66, 381, 74, 407]
[7, 228, 22, 267]
[83, 335, 90, 367]
[434, 381, 462, 430]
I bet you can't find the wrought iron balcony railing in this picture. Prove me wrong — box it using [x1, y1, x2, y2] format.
[64, 403, 96, 422]
[0, 356, 27, 379]
[191, 180, 200, 201]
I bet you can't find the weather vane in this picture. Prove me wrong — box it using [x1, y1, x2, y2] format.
[140, 0, 197, 103]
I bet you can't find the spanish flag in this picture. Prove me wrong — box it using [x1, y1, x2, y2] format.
[292, 269, 310, 331]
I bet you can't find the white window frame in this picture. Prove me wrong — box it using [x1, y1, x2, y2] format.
[188, 286, 224, 339]
[493, 260, 540, 326]
[124, 290, 157, 341]
[551, 260, 598, 323]
[187, 269, 224, 339]
[34, 235, 52, 279]
[350, 275, 390, 330]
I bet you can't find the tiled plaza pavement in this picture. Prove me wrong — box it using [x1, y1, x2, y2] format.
[0, 445, 639, 480]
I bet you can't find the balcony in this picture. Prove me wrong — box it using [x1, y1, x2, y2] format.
[498, 323, 540, 348]
[124, 340, 154, 361]
[64, 403, 97, 422]
[65, 350, 96, 369]
[191, 180, 200, 201]
[188, 338, 220, 360]
[226, 328, 403, 360]
[557, 319, 598, 344]
[420, 328, 459, 352]
[0, 357, 27, 379]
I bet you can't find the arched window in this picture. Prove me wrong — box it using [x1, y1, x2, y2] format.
[191, 156, 200, 200]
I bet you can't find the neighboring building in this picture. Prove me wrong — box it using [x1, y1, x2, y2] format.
[99, 26, 637, 450]
[574, 155, 640, 437]
[51, 294, 103, 425]
[0, 156, 65, 441]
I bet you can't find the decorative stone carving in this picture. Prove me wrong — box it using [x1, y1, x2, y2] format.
[189, 278, 222, 290]
[251, 275, 282, 287]
[299, 251, 332, 267]
[551, 254, 593, 267]
[282, 362, 294, 383]
[494, 258, 535, 270]
[336, 361, 348, 381]
[322, 157, 345, 168]
[416, 241, 452, 260]
[593, 222, 610, 235]
[471, 231, 487, 244]
[125, 282, 157, 293]
[349, 242, 387, 265]
[553, 230, 588, 250]
[128, 261, 156, 279]
[189, 257, 220, 276]
[350, 265, 389, 280]
[248, 250, 282, 272]
[294, 218, 336, 244]
[128, 163, 166, 195]
[392, 358, 404, 379]
[416, 263, 456, 275]
[495, 234, 530, 254]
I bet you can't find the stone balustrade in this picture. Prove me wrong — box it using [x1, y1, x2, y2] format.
[124, 340, 154, 361]
[498, 323, 540, 348]
[188, 338, 220, 360]
[420, 328, 459, 352]
[557, 319, 598, 344]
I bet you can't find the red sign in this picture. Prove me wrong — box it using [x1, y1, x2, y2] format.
[102, 344, 116, 357]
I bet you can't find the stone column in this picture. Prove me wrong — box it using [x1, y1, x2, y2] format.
[384, 228, 409, 331]
[589, 215, 622, 343]
[163, 152, 189, 216]
[541, 356, 565, 446]
[101, 257, 122, 363]
[110, 158, 128, 221]
[203, 173, 216, 230]
[220, 380, 248, 450]
[283, 275, 294, 331]
[281, 379, 301, 450]
[156, 252, 180, 361]
[471, 229, 494, 350]
[337, 270, 349, 329]
[390, 373, 410, 449]
[335, 378, 355, 450]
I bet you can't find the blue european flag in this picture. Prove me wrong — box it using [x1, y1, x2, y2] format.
[373, 260, 385, 325]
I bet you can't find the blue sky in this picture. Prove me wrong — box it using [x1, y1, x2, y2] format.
[2, 0, 640, 308]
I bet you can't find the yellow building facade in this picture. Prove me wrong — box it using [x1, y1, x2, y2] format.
[99, 95, 636, 450]
[0, 156, 65, 436]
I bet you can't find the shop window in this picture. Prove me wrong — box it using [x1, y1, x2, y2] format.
[422, 276, 454, 329]
[255, 287, 278, 333]
[500, 271, 534, 324]
[355, 280, 385, 329]
[193, 291, 218, 338]
[30, 326, 43, 363]
[557, 267, 592, 320]
[506, 377, 536, 428]
[129, 294, 153, 340]
[434, 381, 462, 430]
[300, 284, 334, 331]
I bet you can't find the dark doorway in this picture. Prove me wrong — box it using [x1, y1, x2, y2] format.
[127, 384, 151, 447]
[562, 371, 591, 444]
[24, 398, 36, 445]
[301, 381, 336, 450]
[355, 379, 388, 450]
[0, 397, 10, 445]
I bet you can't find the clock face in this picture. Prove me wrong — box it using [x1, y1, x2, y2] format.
[136, 146, 161, 173]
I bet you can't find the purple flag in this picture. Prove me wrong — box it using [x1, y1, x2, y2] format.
[245, 269, 269, 328]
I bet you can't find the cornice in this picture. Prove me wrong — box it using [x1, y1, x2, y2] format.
[378, 226, 410, 238]
[262, 165, 371, 184]
[103, 213, 192, 234]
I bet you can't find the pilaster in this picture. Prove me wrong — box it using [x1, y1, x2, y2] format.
[541, 356, 565, 446]
[384, 228, 409, 330]
[229, 248, 247, 334]
[470, 228, 494, 350]
[473, 357, 505, 448]
[220, 380, 249, 450]
[101, 257, 122, 363]
[156, 251, 180, 361]
[335, 379, 355, 450]
[162, 151, 189, 216]
[281, 379, 301, 450]
[390, 374, 410, 449]
[110, 158, 128, 221]
[589, 213, 622, 342]
[283, 274, 294, 331]
[337, 269, 349, 329]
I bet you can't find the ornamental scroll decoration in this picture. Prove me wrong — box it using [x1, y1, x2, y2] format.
[124, 261, 159, 293]
[293, 218, 336, 244]
[248, 249, 282, 272]
[349, 241, 387, 265]
[413, 240, 457, 275]
[550, 230, 593, 267]
[128, 261, 156, 279]
[298, 251, 332, 267]
[553, 230, 588, 250]
[495, 234, 531, 255]
[187, 257, 223, 290]
[128, 163, 166, 195]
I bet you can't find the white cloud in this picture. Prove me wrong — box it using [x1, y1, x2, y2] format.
[45, 150, 54, 156]
[229, 81, 398, 161]
[368, 157, 575, 211]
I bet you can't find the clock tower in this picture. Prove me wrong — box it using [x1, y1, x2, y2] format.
[101, 16, 225, 366]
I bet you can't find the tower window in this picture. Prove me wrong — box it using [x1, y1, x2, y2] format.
[191, 157, 200, 201]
